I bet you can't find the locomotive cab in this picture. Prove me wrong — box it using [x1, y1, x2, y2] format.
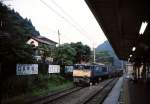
[73, 64, 91, 85]
[73, 64, 110, 86]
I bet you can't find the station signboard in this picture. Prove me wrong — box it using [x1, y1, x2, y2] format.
[48, 65, 60, 73]
[65, 66, 73, 73]
[16, 64, 38, 75]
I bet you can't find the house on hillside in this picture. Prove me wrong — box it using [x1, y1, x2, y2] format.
[27, 36, 57, 63]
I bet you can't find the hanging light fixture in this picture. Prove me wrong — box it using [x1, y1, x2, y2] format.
[139, 21, 148, 35]
[129, 54, 133, 57]
[132, 46, 136, 52]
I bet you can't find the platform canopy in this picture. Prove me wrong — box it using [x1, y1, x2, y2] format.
[85, 0, 150, 63]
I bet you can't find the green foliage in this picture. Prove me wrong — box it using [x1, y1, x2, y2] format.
[0, 2, 39, 36]
[96, 51, 113, 65]
[0, 36, 34, 63]
[96, 51, 111, 58]
[55, 43, 76, 65]
[54, 42, 91, 65]
[70, 42, 91, 63]
[38, 44, 55, 57]
[32, 74, 72, 96]
[1, 76, 32, 98]
[0, 2, 40, 63]
[1, 74, 73, 102]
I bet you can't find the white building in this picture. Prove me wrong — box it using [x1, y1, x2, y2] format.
[27, 36, 57, 63]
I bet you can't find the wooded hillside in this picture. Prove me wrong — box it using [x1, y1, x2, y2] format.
[0, 2, 40, 63]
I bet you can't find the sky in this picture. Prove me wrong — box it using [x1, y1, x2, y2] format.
[4, 0, 107, 48]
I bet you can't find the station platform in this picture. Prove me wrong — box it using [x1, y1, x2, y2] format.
[103, 76, 150, 104]
[103, 77, 123, 104]
[124, 78, 150, 104]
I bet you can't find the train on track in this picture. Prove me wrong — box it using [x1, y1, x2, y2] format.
[71, 63, 122, 86]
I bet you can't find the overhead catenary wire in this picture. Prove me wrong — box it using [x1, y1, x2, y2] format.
[50, 0, 103, 47]
[49, 28, 71, 42]
[50, 0, 92, 40]
[39, 0, 92, 43]
[40, 0, 91, 41]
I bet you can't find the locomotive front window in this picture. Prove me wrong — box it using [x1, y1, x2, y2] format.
[74, 65, 91, 70]
[84, 65, 90, 69]
[74, 65, 83, 69]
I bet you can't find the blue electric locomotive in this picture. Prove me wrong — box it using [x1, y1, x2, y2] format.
[73, 64, 110, 85]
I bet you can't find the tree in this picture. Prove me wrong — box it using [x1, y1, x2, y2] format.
[0, 2, 39, 63]
[96, 51, 111, 58]
[37, 44, 56, 63]
[0, 2, 39, 37]
[96, 51, 114, 65]
[0, 35, 34, 63]
[70, 42, 91, 63]
[54, 44, 76, 65]
[54, 42, 91, 65]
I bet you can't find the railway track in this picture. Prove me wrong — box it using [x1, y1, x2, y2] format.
[81, 78, 118, 104]
[26, 87, 83, 104]
[48, 79, 115, 104]
[27, 78, 118, 104]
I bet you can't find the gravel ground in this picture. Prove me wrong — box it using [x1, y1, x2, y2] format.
[48, 79, 112, 104]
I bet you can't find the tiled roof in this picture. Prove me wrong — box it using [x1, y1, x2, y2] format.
[32, 36, 57, 45]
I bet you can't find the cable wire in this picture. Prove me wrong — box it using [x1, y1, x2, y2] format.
[39, 0, 92, 42]
[50, 0, 92, 40]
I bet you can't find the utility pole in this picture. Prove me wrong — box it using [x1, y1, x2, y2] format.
[58, 29, 63, 65]
[93, 42, 96, 64]
[58, 29, 60, 46]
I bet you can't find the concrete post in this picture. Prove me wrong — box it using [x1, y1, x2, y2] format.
[133, 65, 137, 80]
[137, 66, 140, 79]
[143, 63, 146, 82]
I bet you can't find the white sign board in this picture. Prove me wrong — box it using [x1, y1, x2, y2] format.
[48, 65, 60, 73]
[16, 64, 38, 75]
